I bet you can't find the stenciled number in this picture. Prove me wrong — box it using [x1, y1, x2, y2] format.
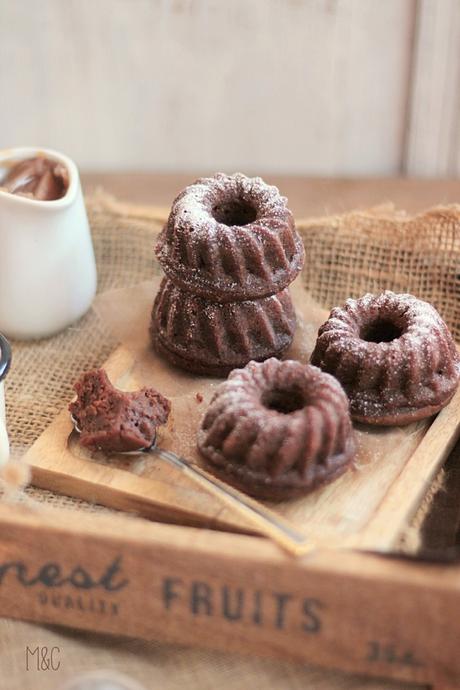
[366, 641, 423, 667]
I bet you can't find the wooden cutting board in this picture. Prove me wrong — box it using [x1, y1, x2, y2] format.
[24, 280, 460, 551]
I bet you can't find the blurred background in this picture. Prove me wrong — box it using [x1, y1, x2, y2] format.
[0, 0, 459, 177]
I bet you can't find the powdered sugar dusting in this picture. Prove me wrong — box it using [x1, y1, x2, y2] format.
[155, 172, 304, 302]
[312, 290, 460, 424]
[152, 172, 304, 375]
[198, 358, 355, 496]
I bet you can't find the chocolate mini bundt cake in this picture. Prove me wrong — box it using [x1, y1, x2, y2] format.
[197, 358, 356, 499]
[311, 291, 460, 425]
[151, 278, 296, 376]
[151, 173, 305, 376]
[69, 369, 171, 452]
[155, 172, 305, 302]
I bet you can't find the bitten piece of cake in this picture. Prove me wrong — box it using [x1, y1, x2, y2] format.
[69, 369, 171, 452]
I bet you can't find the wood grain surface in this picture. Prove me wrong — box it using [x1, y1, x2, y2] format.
[0, 0, 418, 176]
[405, 0, 460, 176]
[82, 173, 460, 219]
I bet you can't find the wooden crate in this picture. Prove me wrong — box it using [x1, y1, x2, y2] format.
[0, 499, 459, 689]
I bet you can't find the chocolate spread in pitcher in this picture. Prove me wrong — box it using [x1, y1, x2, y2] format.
[1, 155, 69, 200]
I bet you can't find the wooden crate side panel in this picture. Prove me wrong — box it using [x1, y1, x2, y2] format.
[0, 505, 459, 687]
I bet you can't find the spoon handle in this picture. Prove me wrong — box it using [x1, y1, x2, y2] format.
[153, 447, 315, 557]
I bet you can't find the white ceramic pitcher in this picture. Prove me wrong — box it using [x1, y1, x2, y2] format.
[0, 147, 97, 339]
[0, 333, 11, 466]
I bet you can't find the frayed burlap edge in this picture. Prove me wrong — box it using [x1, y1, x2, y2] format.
[298, 203, 460, 342]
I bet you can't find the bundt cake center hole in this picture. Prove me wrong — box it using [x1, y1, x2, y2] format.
[361, 318, 403, 343]
[262, 387, 306, 414]
[212, 199, 258, 226]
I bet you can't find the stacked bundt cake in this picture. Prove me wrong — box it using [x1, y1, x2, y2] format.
[197, 358, 356, 499]
[151, 173, 305, 376]
[311, 291, 460, 425]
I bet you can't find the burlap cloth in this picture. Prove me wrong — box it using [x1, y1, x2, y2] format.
[4, 194, 460, 689]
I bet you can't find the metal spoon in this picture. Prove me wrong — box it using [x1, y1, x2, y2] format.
[70, 414, 317, 556]
[70, 416, 460, 564]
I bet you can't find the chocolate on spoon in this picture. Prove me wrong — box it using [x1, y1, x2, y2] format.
[69, 369, 170, 454]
